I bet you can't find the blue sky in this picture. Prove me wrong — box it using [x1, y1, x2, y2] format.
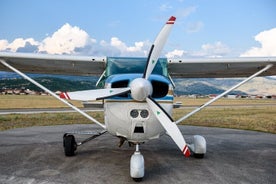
[0, 0, 275, 58]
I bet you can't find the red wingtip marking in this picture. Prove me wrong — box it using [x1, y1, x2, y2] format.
[182, 145, 191, 157]
[60, 92, 70, 100]
[167, 16, 176, 24]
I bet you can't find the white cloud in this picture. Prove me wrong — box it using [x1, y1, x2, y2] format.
[0, 23, 157, 57]
[0, 38, 39, 52]
[0, 40, 9, 50]
[165, 49, 185, 58]
[109, 37, 150, 56]
[190, 41, 231, 57]
[186, 21, 204, 33]
[127, 42, 144, 52]
[175, 6, 196, 19]
[241, 28, 276, 57]
[38, 23, 94, 54]
[159, 3, 173, 12]
[165, 42, 231, 58]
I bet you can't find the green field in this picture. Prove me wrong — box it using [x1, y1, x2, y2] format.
[0, 95, 275, 133]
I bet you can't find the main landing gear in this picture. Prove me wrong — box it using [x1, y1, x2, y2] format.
[130, 144, 144, 182]
[63, 134, 77, 156]
[63, 130, 107, 156]
[189, 135, 206, 158]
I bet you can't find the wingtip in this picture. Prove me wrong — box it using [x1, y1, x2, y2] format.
[167, 16, 176, 24]
[60, 92, 70, 100]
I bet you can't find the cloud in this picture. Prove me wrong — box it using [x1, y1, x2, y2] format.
[38, 23, 94, 54]
[240, 28, 276, 57]
[165, 49, 185, 58]
[0, 23, 151, 57]
[159, 3, 173, 12]
[186, 21, 204, 33]
[110, 37, 150, 56]
[189, 42, 231, 57]
[0, 38, 39, 52]
[175, 6, 196, 19]
[0, 40, 9, 50]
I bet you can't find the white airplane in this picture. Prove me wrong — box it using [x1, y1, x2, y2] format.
[0, 16, 276, 181]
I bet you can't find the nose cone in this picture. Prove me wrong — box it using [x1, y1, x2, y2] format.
[130, 78, 153, 101]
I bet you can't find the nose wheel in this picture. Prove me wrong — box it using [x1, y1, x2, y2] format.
[130, 144, 144, 182]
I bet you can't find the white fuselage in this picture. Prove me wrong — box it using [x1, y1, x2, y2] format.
[102, 74, 174, 143]
[104, 100, 173, 143]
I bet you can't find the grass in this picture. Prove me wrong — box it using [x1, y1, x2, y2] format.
[0, 95, 275, 133]
[174, 107, 276, 133]
[0, 95, 82, 109]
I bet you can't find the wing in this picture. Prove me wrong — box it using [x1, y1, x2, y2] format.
[168, 57, 276, 78]
[0, 52, 106, 76]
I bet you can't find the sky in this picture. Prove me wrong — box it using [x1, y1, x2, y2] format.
[0, 0, 276, 58]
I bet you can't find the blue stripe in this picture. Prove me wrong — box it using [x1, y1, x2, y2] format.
[106, 95, 173, 101]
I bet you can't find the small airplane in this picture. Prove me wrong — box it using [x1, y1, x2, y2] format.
[0, 16, 276, 181]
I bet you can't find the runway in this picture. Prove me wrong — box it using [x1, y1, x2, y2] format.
[0, 125, 275, 184]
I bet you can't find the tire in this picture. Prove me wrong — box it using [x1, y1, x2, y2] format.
[133, 177, 143, 182]
[194, 153, 204, 159]
[63, 134, 77, 156]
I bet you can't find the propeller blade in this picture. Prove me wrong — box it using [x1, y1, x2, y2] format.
[143, 16, 176, 79]
[146, 96, 190, 157]
[60, 87, 130, 101]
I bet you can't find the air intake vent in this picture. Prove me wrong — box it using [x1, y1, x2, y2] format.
[134, 126, 144, 133]
[151, 80, 169, 98]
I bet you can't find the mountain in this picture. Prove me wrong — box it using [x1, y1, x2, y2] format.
[1, 71, 276, 95]
[173, 79, 245, 95]
[0, 77, 98, 92]
[174, 77, 276, 95]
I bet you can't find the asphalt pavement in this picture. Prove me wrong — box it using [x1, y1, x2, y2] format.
[0, 125, 275, 184]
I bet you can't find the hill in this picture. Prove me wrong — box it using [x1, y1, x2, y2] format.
[1, 71, 276, 95]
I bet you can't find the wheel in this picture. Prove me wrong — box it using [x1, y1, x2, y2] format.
[130, 151, 144, 181]
[133, 177, 143, 182]
[191, 135, 206, 159]
[63, 134, 77, 156]
[194, 153, 204, 159]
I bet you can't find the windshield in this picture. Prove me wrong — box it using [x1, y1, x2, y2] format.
[106, 57, 168, 77]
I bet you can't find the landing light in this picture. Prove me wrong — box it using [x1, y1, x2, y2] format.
[130, 109, 149, 119]
[130, 110, 139, 118]
[140, 110, 149, 118]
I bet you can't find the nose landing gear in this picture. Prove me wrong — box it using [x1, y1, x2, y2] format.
[130, 144, 144, 182]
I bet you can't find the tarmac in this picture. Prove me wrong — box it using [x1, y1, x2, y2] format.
[0, 124, 275, 184]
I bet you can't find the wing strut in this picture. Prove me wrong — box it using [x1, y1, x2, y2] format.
[175, 64, 273, 125]
[0, 59, 106, 129]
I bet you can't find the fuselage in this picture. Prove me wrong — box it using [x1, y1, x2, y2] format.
[103, 74, 174, 143]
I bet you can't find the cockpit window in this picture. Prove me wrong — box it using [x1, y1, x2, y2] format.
[106, 57, 168, 77]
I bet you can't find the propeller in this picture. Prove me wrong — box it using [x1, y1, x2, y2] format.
[60, 87, 130, 101]
[60, 16, 190, 156]
[138, 16, 190, 156]
[143, 16, 176, 80]
[146, 97, 190, 157]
